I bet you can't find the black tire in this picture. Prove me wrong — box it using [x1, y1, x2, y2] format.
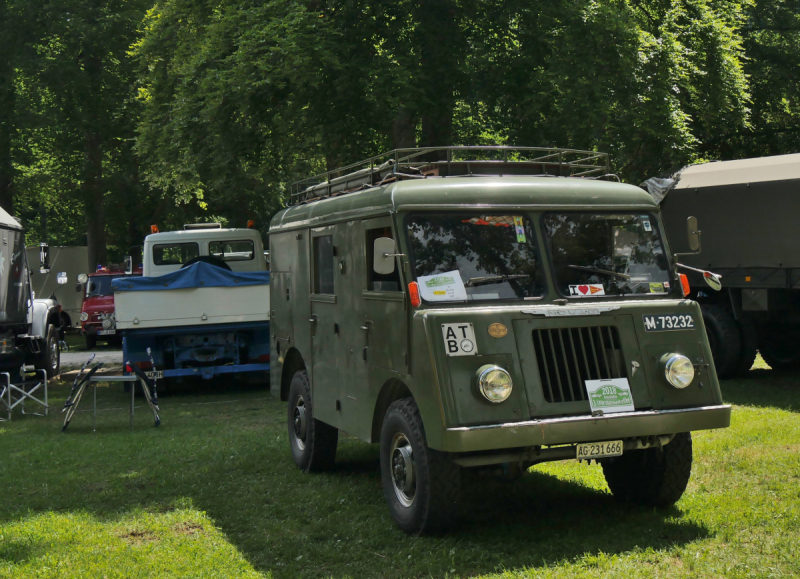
[36, 324, 60, 378]
[287, 370, 338, 472]
[602, 432, 693, 508]
[85, 334, 97, 350]
[380, 398, 460, 534]
[757, 325, 800, 371]
[181, 255, 232, 271]
[735, 316, 758, 376]
[701, 304, 741, 379]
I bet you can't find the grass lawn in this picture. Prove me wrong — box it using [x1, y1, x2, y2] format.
[0, 362, 798, 578]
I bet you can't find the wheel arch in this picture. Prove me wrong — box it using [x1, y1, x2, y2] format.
[370, 378, 413, 443]
[280, 347, 306, 401]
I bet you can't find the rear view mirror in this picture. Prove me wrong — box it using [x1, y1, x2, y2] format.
[703, 271, 722, 291]
[56, 272, 68, 285]
[77, 273, 88, 284]
[373, 237, 399, 275]
[687, 216, 701, 252]
[124, 255, 133, 275]
[39, 243, 50, 274]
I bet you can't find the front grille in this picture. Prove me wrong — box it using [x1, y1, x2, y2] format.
[532, 326, 626, 403]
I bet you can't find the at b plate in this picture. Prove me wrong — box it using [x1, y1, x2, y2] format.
[145, 370, 164, 379]
[576, 440, 623, 460]
[98, 329, 116, 335]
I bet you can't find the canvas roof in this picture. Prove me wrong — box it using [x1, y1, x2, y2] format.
[675, 152, 800, 189]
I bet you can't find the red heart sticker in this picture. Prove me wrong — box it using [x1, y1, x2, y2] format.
[578, 285, 589, 295]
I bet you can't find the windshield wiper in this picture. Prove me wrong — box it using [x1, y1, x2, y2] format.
[568, 265, 630, 281]
[465, 274, 530, 287]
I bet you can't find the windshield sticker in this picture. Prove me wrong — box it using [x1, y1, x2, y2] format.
[649, 282, 667, 293]
[417, 270, 468, 302]
[569, 284, 606, 297]
[461, 216, 513, 227]
[642, 220, 652, 232]
[513, 216, 526, 243]
[585, 378, 635, 414]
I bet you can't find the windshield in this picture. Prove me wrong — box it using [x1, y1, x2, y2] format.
[407, 214, 546, 302]
[86, 276, 113, 298]
[543, 213, 671, 297]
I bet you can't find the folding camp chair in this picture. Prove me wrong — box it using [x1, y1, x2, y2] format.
[0, 365, 48, 421]
[61, 355, 104, 432]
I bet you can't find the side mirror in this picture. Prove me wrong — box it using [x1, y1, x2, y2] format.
[39, 242, 50, 274]
[56, 272, 68, 285]
[687, 216, 701, 252]
[703, 271, 722, 291]
[77, 273, 88, 284]
[124, 255, 133, 275]
[373, 237, 400, 275]
[76, 282, 82, 293]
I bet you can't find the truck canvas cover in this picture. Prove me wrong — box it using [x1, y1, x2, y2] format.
[112, 261, 269, 292]
[0, 206, 29, 325]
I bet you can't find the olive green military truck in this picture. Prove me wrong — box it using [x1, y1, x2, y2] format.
[645, 153, 800, 377]
[269, 147, 731, 534]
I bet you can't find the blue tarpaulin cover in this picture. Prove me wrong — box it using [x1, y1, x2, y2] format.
[112, 261, 270, 292]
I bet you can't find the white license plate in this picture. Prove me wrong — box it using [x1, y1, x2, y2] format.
[98, 329, 116, 335]
[145, 371, 163, 379]
[576, 440, 623, 460]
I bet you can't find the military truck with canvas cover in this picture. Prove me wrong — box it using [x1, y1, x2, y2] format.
[645, 153, 800, 376]
[269, 147, 731, 534]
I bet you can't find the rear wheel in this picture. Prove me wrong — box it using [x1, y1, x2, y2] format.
[735, 316, 758, 376]
[380, 398, 460, 534]
[287, 370, 338, 472]
[758, 324, 800, 371]
[602, 432, 692, 507]
[701, 304, 741, 379]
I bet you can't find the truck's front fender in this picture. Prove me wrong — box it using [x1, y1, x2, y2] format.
[30, 299, 58, 339]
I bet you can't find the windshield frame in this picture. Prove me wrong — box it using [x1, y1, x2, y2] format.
[541, 210, 678, 300]
[403, 211, 548, 305]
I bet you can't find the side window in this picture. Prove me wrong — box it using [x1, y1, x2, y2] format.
[209, 240, 255, 261]
[153, 243, 199, 265]
[313, 235, 335, 295]
[366, 227, 401, 292]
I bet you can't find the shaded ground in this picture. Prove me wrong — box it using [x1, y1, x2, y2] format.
[0, 367, 798, 578]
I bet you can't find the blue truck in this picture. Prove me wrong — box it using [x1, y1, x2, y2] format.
[112, 224, 270, 385]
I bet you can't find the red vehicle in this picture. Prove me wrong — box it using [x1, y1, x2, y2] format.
[79, 265, 142, 349]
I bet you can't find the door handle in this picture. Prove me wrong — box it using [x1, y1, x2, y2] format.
[361, 321, 372, 361]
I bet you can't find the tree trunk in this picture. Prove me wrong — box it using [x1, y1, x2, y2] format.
[415, 0, 460, 148]
[0, 61, 14, 215]
[392, 106, 417, 149]
[83, 130, 106, 268]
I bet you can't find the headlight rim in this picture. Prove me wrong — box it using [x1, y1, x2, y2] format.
[663, 353, 695, 389]
[476, 364, 513, 403]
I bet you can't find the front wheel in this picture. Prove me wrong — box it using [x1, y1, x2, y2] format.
[36, 324, 60, 378]
[287, 370, 338, 472]
[602, 432, 693, 507]
[380, 398, 460, 534]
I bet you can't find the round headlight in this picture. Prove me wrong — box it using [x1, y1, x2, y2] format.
[664, 354, 694, 389]
[477, 365, 513, 403]
[79, 312, 89, 322]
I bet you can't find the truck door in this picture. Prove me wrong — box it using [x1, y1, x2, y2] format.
[309, 225, 345, 428]
[360, 217, 408, 373]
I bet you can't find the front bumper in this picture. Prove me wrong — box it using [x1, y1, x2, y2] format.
[440, 404, 731, 453]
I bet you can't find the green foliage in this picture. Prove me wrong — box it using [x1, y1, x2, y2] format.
[3, 0, 800, 255]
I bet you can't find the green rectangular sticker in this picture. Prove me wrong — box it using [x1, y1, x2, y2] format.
[513, 216, 526, 243]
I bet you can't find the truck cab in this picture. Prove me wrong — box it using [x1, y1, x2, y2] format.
[143, 224, 267, 277]
[269, 146, 731, 534]
[78, 265, 142, 349]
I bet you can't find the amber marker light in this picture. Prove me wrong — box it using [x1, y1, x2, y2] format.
[679, 273, 690, 297]
[150, 224, 159, 234]
[247, 220, 255, 228]
[409, 282, 421, 308]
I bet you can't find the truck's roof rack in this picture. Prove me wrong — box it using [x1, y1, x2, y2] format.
[289, 146, 611, 206]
